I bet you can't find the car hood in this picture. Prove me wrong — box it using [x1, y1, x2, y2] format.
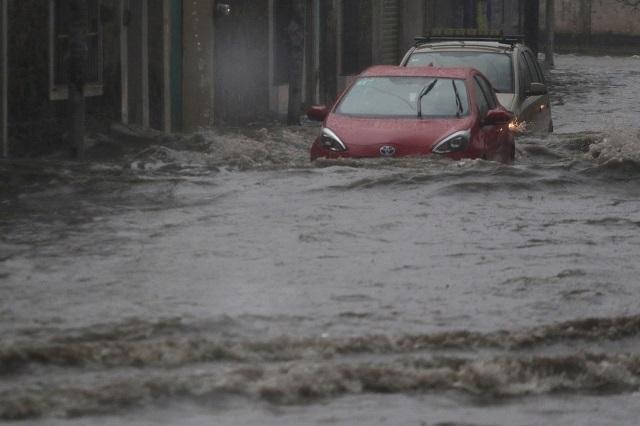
[325, 114, 473, 152]
[496, 93, 516, 112]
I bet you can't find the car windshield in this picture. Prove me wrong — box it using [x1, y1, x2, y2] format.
[407, 51, 513, 93]
[336, 77, 470, 118]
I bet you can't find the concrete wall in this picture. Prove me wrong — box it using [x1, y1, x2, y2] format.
[422, 0, 525, 35]
[487, 0, 522, 35]
[590, 0, 640, 35]
[552, 0, 640, 36]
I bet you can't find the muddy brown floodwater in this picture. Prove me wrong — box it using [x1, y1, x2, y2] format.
[1, 54, 640, 425]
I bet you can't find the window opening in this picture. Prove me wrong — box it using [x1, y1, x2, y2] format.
[50, 0, 103, 100]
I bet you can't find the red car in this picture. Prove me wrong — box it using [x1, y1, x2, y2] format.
[308, 66, 515, 163]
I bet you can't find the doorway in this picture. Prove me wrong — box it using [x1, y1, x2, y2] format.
[213, 0, 269, 124]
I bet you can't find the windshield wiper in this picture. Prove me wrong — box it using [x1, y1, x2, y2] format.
[417, 79, 438, 118]
[451, 80, 463, 118]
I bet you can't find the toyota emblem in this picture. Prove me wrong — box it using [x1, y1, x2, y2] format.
[379, 145, 396, 157]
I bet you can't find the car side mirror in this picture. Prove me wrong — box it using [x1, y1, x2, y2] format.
[484, 108, 513, 126]
[526, 82, 547, 97]
[307, 105, 329, 122]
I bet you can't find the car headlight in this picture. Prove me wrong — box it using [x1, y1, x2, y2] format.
[432, 130, 470, 154]
[319, 128, 347, 152]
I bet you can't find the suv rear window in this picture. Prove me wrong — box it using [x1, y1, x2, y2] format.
[406, 51, 513, 94]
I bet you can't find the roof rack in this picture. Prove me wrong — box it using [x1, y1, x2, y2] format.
[414, 31, 525, 47]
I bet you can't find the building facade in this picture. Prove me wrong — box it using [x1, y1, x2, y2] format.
[1, 0, 540, 157]
[542, 0, 640, 40]
[316, 0, 534, 101]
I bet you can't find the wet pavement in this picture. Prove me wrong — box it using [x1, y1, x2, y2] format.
[1, 54, 640, 425]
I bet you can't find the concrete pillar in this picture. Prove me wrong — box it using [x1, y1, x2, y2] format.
[268, 0, 276, 113]
[141, 0, 149, 128]
[162, 0, 171, 132]
[128, 0, 149, 127]
[1, 0, 7, 157]
[182, 0, 214, 129]
[312, 0, 321, 103]
[120, 0, 129, 125]
[303, 0, 316, 107]
[544, 0, 555, 67]
[170, 0, 183, 130]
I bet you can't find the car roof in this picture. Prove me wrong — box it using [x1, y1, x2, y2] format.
[360, 65, 476, 79]
[412, 40, 524, 53]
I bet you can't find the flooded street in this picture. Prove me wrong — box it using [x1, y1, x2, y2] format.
[1, 54, 640, 425]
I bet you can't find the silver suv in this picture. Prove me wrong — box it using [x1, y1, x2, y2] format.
[401, 36, 553, 133]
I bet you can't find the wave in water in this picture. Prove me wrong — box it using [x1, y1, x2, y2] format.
[125, 126, 316, 172]
[2, 315, 640, 372]
[1, 351, 639, 420]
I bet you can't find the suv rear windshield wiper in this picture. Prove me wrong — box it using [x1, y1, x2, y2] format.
[417, 79, 438, 118]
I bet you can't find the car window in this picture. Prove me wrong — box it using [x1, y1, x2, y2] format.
[337, 77, 470, 118]
[406, 51, 513, 93]
[518, 53, 531, 94]
[520, 52, 537, 84]
[474, 75, 497, 109]
[524, 50, 545, 83]
[520, 52, 536, 87]
[473, 78, 490, 118]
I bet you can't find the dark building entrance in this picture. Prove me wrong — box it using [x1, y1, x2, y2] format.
[213, 0, 269, 124]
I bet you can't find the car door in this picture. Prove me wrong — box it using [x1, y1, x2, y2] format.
[473, 75, 502, 161]
[517, 49, 551, 132]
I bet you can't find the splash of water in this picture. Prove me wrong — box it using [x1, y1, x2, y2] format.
[589, 128, 640, 164]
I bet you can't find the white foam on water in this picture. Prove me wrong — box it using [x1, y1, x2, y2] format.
[195, 127, 314, 169]
[589, 128, 640, 164]
[120, 126, 317, 172]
